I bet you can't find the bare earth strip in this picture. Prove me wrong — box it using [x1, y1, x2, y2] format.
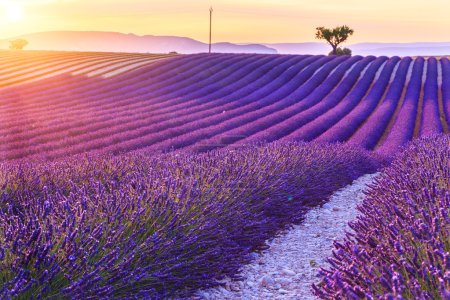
[193, 172, 379, 300]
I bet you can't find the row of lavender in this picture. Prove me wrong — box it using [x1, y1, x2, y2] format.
[313, 134, 450, 299]
[0, 50, 170, 87]
[0, 142, 380, 298]
[2, 53, 321, 159]
[0, 53, 449, 160]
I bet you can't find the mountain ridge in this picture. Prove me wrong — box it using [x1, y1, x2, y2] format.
[0, 31, 278, 54]
[2, 31, 450, 56]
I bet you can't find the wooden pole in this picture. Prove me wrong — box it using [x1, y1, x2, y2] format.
[209, 7, 213, 53]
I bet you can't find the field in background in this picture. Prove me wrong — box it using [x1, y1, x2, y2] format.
[1, 51, 449, 161]
[0, 50, 175, 87]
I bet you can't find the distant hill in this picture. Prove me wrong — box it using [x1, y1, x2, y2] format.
[2, 31, 450, 56]
[0, 31, 277, 54]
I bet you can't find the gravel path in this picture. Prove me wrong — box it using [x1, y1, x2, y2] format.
[193, 173, 379, 300]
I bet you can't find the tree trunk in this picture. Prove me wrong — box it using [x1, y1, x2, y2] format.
[332, 45, 337, 55]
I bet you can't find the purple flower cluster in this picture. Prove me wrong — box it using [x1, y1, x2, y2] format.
[313, 134, 450, 299]
[0, 142, 379, 298]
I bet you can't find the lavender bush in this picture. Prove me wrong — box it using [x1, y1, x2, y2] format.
[0, 142, 380, 299]
[313, 134, 450, 299]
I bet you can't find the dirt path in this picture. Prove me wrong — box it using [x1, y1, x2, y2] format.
[193, 173, 379, 300]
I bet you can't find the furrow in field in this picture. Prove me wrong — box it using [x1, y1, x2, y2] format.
[144, 56, 339, 153]
[412, 59, 427, 138]
[222, 56, 365, 147]
[347, 57, 412, 150]
[0, 55, 151, 87]
[374, 58, 415, 149]
[0, 54, 224, 125]
[441, 58, 450, 130]
[0, 51, 98, 74]
[0, 54, 262, 142]
[0, 52, 448, 160]
[182, 56, 349, 150]
[84, 55, 171, 77]
[312, 57, 397, 143]
[136, 56, 352, 153]
[0, 54, 195, 118]
[0, 55, 286, 158]
[419, 57, 444, 136]
[255, 56, 375, 144]
[281, 57, 384, 142]
[0, 51, 144, 78]
[376, 58, 425, 155]
[437, 59, 449, 133]
[22, 55, 337, 159]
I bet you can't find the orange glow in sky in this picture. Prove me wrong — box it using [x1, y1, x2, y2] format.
[0, 0, 449, 43]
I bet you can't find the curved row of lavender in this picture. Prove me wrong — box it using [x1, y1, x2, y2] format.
[313, 134, 449, 299]
[0, 53, 449, 160]
[0, 50, 170, 87]
[0, 142, 380, 298]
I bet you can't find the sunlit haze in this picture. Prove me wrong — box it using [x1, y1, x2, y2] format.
[0, 0, 449, 43]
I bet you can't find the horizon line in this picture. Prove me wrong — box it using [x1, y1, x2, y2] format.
[3, 30, 450, 45]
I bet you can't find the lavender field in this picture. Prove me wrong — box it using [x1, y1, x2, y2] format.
[0, 51, 449, 160]
[0, 51, 449, 299]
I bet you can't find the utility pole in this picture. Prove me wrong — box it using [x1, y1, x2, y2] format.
[209, 7, 213, 53]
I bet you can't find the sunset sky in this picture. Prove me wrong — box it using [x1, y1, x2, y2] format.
[0, 0, 449, 43]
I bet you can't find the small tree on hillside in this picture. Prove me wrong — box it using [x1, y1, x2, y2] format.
[9, 39, 28, 50]
[316, 25, 354, 55]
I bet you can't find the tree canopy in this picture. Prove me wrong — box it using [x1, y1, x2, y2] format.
[9, 39, 28, 50]
[316, 25, 354, 55]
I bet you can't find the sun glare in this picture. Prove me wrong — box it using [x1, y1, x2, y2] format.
[5, 3, 24, 22]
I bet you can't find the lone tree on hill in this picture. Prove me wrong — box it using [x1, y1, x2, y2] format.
[9, 39, 28, 50]
[316, 25, 354, 55]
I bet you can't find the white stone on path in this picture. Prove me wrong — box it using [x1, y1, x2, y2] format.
[193, 173, 379, 300]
